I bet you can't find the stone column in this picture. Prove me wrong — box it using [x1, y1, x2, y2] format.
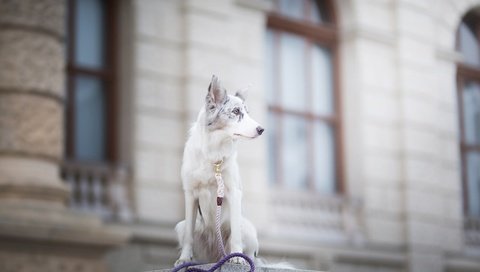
[0, 0, 68, 210]
[0, 1, 128, 272]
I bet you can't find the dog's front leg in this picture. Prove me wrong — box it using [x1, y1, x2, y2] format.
[176, 191, 198, 265]
[229, 187, 245, 264]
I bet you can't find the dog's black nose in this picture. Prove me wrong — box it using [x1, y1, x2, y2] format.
[256, 126, 264, 135]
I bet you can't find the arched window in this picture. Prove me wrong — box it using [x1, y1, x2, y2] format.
[265, 0, 342, 193]
[457, 11, 480, 217]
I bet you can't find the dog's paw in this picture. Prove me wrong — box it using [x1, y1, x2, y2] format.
[228, 256, 248, 265]
[174, 258, 193, 267]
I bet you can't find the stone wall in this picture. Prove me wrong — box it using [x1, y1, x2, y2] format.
[0, 1, 128, 271]
[339, 0, 479, 271]
[1, 0, 476, 272]
[131, 0, 186, 225]
[110, 0, 480, 271]
[397, 1, 461, 270]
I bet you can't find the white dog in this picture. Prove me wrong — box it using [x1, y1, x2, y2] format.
[175, 75, 264, 265]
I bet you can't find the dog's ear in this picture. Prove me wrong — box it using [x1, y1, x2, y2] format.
[206, 75, 227, 109]
[235, 86, 249, 101]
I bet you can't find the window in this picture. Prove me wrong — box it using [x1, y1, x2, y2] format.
[457, 11, 480, 218]
[66, 0, 117, 162]
[62, 0, 129, 220]
[266, 0, 342, 193]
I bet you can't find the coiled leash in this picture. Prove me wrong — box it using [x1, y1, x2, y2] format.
[171, 160, 255, 272]
[171, 253, 255, 272]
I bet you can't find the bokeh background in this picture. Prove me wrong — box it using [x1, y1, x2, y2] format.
[0, 0, 480, 271]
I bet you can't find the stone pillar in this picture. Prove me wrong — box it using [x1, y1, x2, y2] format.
[394, 1, 463, 271]
[0, 0, 68, 210]
[0, 1, 128, 271]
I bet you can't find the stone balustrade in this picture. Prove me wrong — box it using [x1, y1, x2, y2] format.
[61, 161, 133, 222]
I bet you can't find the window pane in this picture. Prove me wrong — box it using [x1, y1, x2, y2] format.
[74, 76, 106, 161]
[312, 45, 333, 115]
[280, 32, 307, 111]
[313, 122, 336, 193]
[463, 82, 480, 145]
[75, 0, 105, 69]
[282, 115, 308, 189]
[459, 21, 480, 67]
[265, 29, 277, 105]
[466, 152, 480, 217]
[268, 112, 279, 185]
[309, 0, 328, 23]
[278, 0, 304, 21]
[276, 0, 327, 23]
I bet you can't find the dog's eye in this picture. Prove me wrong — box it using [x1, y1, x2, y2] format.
[232, 108, 240, 115]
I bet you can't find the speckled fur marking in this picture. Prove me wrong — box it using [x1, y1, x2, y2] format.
[206, 95, 247, 130]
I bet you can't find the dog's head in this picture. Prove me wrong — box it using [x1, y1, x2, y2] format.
[205, 75, 264, 139]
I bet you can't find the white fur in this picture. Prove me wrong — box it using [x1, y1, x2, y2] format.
[233, 112, 262, 139]
[175, 88, 262, 265]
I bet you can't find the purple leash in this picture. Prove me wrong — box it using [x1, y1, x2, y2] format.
[171, 253, 255, 272]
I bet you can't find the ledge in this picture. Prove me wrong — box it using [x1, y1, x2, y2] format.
[151, 263, 319, 272]
[0, 202, 130, 249]
[235, 0, 272, 12]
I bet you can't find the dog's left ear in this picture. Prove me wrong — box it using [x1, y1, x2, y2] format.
[235, 87, 249, 101]
[206, 75, 227, 110]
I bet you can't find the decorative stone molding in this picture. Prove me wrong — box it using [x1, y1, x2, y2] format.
[0, 0, 65, 39]
[0, 204, 129, 272]
[0, 250, 105, 272]
[0, 93, 62, 160]
[435, 47, 463, 63]
[235, 0, 272, 12]
[0, 183, 68, 204]
[266, 189, 365, 244]
[340, 25, 397, 46]
[0, 30, 64, 98]
[465, 216, 480, 246]
[61, 161, 133, 222]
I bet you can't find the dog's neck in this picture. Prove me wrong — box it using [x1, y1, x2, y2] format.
[194, 109, 238, 164]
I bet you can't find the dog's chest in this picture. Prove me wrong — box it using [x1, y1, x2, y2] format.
[190, 162, 231, 186]
[190, 165, 232, 222]
[190, 164, 217, 187]
[193, 183, 230, 225]
[189, 163, 234, 207]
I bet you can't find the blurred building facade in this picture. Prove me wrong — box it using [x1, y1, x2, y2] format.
[1, 0, 480, 272]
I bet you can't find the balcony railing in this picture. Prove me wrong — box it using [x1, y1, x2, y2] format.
[61, 161, 133, 222]
[465, 216, 480, 246]
[268, 189, 364, 244]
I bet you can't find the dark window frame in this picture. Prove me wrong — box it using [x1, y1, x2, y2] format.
[457, 66, 480, 216]
[66, 0, 118, 163]
[267, 0, 345, 193]
[457, 10, 480, 216]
